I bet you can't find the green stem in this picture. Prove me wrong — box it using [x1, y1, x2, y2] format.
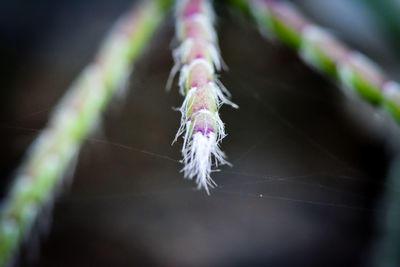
[0, 1, 170, 265]
[226, 0, 400, 124]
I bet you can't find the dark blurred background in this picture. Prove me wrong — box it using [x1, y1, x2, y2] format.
[1, 0, 400, 266]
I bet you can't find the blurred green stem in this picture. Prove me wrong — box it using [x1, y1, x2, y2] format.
[226, 0, 400, 125]
[0, 1, 171, 266]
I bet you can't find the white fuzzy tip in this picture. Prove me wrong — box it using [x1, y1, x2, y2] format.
[182, 132, 228, 194]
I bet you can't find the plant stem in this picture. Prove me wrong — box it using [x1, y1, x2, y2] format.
[171, 0, 237, 194]
[226, 0, 400, 124]
[0, 1, 170, 265]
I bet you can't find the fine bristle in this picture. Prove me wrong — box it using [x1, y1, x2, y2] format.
[171, 0, 237, 193]
[182, 132, 229, 194]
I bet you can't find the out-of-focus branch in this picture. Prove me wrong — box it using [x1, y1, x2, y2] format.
[0, 1, 171, 266]
[226, 0, 400, 125]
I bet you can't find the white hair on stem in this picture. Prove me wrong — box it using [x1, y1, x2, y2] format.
[174, 85, 234, 193]
[170, 0, 237, 193]
[166, 39, 194, 91]
[172, 77, 236, 146]
[182, 133, 221, 194]
[181, 110, 230, 195]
